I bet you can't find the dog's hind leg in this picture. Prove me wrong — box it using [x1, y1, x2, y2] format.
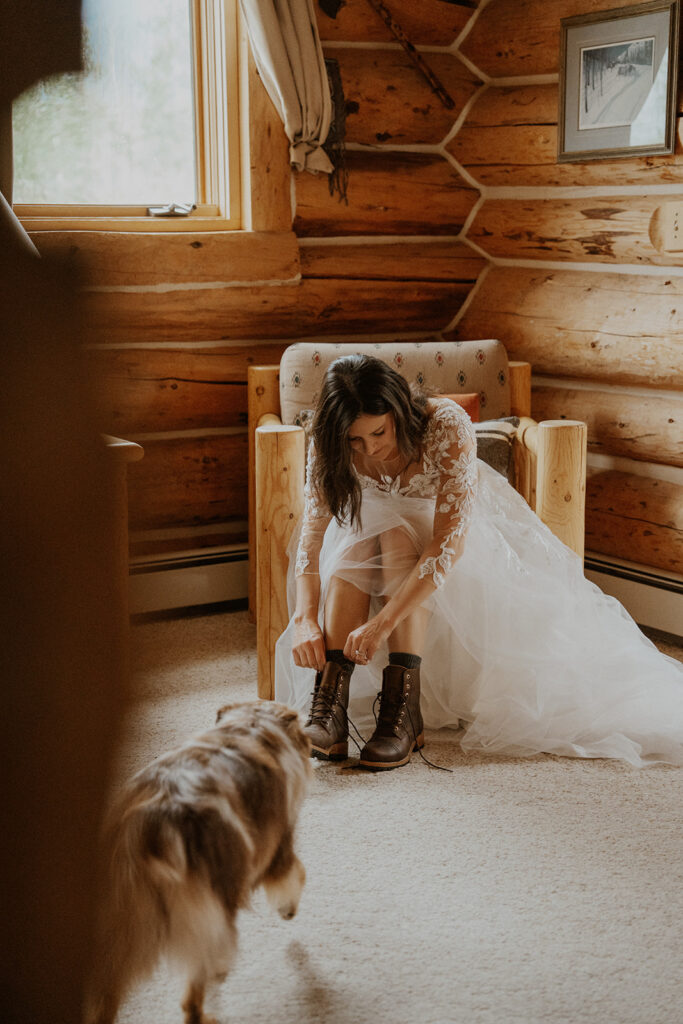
[178, 898, 236, 1024]
[181, 979, 217, 1024]
[262, 833, 306, 920]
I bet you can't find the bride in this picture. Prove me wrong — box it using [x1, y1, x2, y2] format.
[274, 354, 683, 770]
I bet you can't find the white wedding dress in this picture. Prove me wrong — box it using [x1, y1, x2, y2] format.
[274, 400, 683, 767]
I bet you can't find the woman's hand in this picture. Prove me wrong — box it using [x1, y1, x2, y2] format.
[292, 615, 326, 671]
[344, 613, 393, 665]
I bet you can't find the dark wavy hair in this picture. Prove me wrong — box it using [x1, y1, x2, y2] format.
[311, 354, 428, 526]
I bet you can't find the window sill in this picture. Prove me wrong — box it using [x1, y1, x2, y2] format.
[17, 210, 240, 233]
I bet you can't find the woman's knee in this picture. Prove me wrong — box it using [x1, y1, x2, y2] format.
[380, 526, 421, 590]
[380, 526, 420, 559]
[346, 535, 381, 562]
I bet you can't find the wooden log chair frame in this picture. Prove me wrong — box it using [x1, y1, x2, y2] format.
[248, 342, 587, 700]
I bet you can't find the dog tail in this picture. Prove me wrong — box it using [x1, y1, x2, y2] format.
[138, 806, 188, 886]
[143, 803, 252, 914]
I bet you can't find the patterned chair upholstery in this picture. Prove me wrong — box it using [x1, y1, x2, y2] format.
[279, 339, 511, 424]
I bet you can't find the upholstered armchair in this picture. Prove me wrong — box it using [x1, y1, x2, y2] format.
[247, 341, 587, 699]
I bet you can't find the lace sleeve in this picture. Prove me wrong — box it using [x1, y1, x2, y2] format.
[418, 401, 478, 588]
[295, 440, 333, 577]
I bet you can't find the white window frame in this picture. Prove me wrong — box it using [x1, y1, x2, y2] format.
[14, 0, 241, 232]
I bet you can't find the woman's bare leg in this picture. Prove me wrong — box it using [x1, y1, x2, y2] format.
[385, 604, 430, 656]
[380, 526, 430, 656]
[323, 534, 378, 650]
[323, 576, 371, 649]
[357, 526, 429, 770]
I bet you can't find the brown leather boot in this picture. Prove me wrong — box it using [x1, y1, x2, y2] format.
[303, 661, 350, 760]
[358, 664, 424, 770]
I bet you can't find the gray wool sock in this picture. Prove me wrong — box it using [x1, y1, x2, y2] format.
[389, 652, 422, 669]
[326, 649, 355, 674]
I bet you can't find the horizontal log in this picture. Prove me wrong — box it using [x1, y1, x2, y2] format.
[468, 195, 683, 265]
[453, 267, 683, 388]
[448, 84, 683, 187]
[129, 525, 249, 560]
[31, 231, 300, 287]
[127, 434, 248, 530]
[462, 0, 652, 78]
[330, 48, 480, 146]
[316, 0, 473, 46]
[294, 152, 479, 236]
[585, 470, 683, 574]
[86, 344, 289, 433]
[83, 277, 473, 343]
[300, 240, 486, 281]
[532, 384, 683, 467]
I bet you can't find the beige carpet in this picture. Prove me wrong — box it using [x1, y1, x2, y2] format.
[112, 609, 683, 1024]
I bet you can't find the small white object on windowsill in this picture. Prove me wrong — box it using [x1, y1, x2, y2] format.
[147, 202, 196, 217]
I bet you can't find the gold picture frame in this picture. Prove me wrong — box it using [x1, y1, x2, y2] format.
[558, 0, 679, 161]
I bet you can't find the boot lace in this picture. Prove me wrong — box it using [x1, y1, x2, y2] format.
[307, 687, 367, 756]
[306, 685, 338, 727]
[371, 691, 453, 774]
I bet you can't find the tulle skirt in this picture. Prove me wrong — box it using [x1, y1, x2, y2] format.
[274, 461, 683, 767]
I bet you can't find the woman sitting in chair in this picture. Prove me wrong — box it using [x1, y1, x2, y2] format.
[275, 355, 683, 770]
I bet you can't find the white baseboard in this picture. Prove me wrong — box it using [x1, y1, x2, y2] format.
[584, 553, 683, 638]
[129, 547, 248, 615]
[128, 546, 682, 640]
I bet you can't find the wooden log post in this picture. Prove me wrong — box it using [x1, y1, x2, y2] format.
[248, 365, 281, 619]
[255, 424, 305, 699]
[508, 360, 531, 417]
[536, 420, 587, 560]
[514, 416, 538, 511]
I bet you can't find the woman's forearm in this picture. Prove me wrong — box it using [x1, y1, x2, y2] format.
[294, 572, 322, 622]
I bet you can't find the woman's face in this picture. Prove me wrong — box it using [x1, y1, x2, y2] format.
[347, 412, 398, 460]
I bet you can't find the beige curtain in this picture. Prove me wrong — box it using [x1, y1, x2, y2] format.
[239, 0, 333, 174]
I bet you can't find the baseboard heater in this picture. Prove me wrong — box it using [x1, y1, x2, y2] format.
[129, 546, 681, 638]
[584, 554, 682, 638]
[129, 546, 249, 615]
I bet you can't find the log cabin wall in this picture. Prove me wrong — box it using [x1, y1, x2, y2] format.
[26, 0, 682, 608]
[27, 2, 490, 594]
[450, 0, 683, 585]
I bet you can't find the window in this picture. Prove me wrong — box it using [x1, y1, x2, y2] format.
[12, 0, 240, 230]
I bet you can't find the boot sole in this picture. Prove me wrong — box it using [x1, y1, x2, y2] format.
[358, 733, 425, 771]
[310, 741, 348, 761]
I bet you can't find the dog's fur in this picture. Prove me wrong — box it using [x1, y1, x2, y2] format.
[86, 701, 311, 1024]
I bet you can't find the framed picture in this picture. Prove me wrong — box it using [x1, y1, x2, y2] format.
[558, 0, 680, 161]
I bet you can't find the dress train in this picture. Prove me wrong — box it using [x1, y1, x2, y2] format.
[275, 460, 683, 767]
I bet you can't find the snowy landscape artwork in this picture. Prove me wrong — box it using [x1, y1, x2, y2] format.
[579, 38, 655, 129]
[559, 0, 678, 161]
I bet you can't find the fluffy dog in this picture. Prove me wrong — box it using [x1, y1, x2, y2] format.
[86, 701, 311, 1024]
